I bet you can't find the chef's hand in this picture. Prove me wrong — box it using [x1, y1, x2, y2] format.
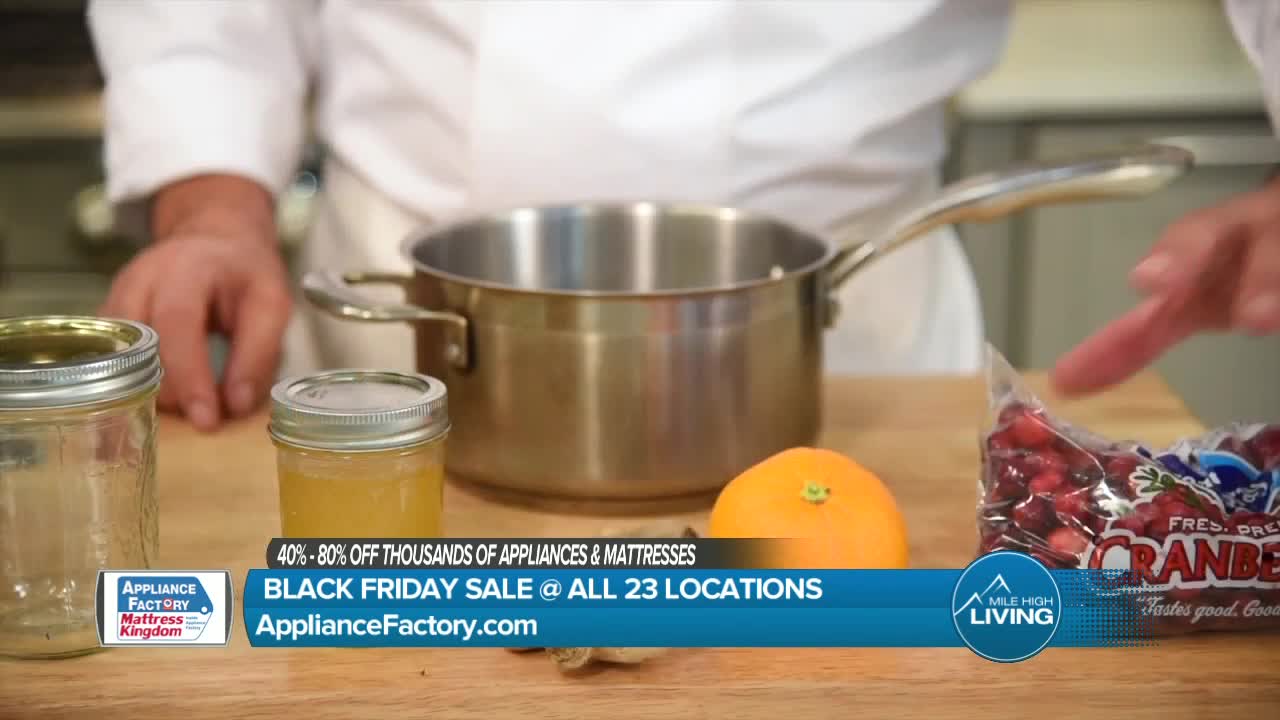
[99, 174, 293, 431]
[1052, 175, 1280, 395]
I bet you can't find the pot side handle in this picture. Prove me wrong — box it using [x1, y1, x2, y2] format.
[824, 143, 1195, 297]
[301, 270, 471, 370]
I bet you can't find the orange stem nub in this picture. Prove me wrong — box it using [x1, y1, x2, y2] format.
[801, 481, 831, 505]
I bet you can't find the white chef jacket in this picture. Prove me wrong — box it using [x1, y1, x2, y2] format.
[90, 1, 1125, 381]
[1227, 0, 1280, 132]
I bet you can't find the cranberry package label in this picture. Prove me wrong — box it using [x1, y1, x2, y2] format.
[977, 345, 1280, 635]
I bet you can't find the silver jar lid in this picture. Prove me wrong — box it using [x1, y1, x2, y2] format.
[0, 315, 163, 410]
[269, 369, 450, 451]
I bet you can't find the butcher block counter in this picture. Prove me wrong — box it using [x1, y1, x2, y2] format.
[2, 372, 1278, 720]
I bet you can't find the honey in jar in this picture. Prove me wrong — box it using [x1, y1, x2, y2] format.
[268, 370, 449, 538]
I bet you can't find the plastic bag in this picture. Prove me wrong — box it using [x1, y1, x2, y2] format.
[978, 345, 1280, 634]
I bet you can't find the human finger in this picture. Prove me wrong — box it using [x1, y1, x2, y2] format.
[1129, 204, 1249, 295]
[1231, 228, 1280, 334]
[1050, 295, 1196, 396]
[98, 258, 154, 321]
[220, 276, 292, 418]
[149, 268, 221, 430]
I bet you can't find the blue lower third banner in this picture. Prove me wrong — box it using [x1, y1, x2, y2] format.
[243, 552, 1158, 662]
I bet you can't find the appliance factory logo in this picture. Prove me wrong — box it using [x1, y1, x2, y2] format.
[951, 551, 1062, 663]
[96, 570, 234, 647]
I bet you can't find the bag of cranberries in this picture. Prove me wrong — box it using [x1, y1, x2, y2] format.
[978, 345, 1280, 635]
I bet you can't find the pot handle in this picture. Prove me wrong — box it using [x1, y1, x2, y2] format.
[823, 143, 1195, 304]
[301, 270, 471, 370]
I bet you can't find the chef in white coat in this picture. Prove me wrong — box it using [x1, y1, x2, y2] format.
[88, 0, 1280, 432]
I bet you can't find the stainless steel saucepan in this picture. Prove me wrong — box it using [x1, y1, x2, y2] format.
[303, 136, 1280, 506]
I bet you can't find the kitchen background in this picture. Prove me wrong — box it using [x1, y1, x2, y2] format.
[1, 0, 1277, 427]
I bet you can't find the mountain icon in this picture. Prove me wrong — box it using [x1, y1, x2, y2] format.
[954, 574, 1012, 617]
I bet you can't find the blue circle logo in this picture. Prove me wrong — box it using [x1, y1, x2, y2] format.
[952, 551, 1062, 663]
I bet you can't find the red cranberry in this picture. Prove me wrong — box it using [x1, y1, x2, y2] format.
[989, 459, 1031, 502]
[1085, 515, 1107, 534]
[1103, 464, 1141, 499]
[985, 534, 1036, 555]
[979, 517, 1011, 542]
[1013, 495, 1057, 534]
[997, 403, 1035, 427]
[982, 459, 998, 485]
[987, 430, 1017, 453]
[1023, 450, 1068, 476]
[1106, 455, 1142, 482]
[1068, 465, 1104, 489]
[1031, 551, 1075, 569]
[1029, 470, 1066, 496]
[1009, 411, 1055, 448]
[1053, 488, 1091, 526]
[979, 524, 1016, 555]
[1217, 435, 1253, 461]
[1059, 443, 1099, 470]
[1047, 527, 1090, 557]
[988, 480, 1025, 505]
[1246, 426, 1280, 469]
[1106, 480, 1138, 501]
[981, 503, 1012, 520]
[980, 520, 1009, 540]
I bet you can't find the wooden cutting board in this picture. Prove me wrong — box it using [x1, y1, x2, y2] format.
[2, 372, 1277, 720]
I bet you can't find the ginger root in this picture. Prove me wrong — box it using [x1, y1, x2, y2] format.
[546, 647, 668, 671]
[601, 521, 700, 539]
[503, 523, 694, 670]
[507, 646, 669, 671]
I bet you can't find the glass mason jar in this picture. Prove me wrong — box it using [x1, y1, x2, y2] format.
[269, 370, 450, 538]
[0, 316, 162, 659]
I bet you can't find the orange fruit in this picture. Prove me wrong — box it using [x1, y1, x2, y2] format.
[707, 447, 909, 569]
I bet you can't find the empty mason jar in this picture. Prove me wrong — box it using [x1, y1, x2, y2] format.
[0, 316, 162, 658]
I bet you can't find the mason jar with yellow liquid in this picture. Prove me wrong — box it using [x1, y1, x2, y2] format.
[269, 370, 449, 538]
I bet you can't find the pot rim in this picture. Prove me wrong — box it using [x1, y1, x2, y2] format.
[395, 202, 840, 299]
